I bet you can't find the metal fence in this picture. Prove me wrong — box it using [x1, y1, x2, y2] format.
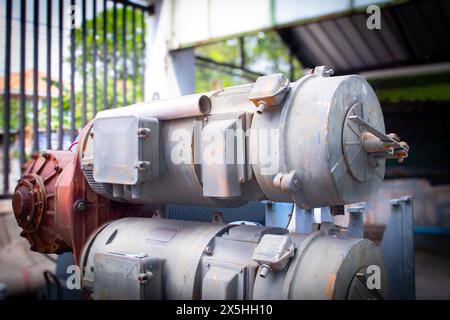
[1, 0, 153, 197]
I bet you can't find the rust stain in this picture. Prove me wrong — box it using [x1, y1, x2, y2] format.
[325, 273, 337, 299]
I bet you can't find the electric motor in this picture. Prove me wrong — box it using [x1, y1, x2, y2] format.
[81, 217, 388, 300]
[11, 68, 407, 300]
[78, 66, 408, 209]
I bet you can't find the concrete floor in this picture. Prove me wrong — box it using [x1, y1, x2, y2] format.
[0, 200, 56, 297]
[415, 249, 450, 299]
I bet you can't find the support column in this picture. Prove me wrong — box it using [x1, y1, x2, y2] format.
[380, 196, 415, 299]
[145, 0, 195, 100]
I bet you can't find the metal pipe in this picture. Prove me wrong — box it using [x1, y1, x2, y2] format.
[113, 0, 118, 108]
[2, 0, 12, 195]
[19, 0, 26, 165]
[33, 0, 40, 152]
[93, 0, 98, 116]
[122, 3, 127, 106]
[140, 8, 145, 98]
[70, 0, 76, 140]
[103, 0, 108, 110]
[46, 0, 53, 149]
[58, 0, 64, 150]
[132, 7, 137, 103]
[82, 0, 87, 126]
[95, 93, 213, 120]
[360, 62, 450, 80]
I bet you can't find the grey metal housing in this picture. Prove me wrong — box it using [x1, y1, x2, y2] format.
[80, 69, 389, 209]
[80, 217, 388, 300]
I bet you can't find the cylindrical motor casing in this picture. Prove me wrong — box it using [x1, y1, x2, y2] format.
[80, 217, 388, 300]
[250, 73, 385, 208]
[81, 71, 386, 208]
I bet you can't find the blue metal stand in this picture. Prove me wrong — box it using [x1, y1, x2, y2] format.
[380, 196, 415, 299]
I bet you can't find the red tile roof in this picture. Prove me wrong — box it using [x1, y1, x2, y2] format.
[0, 69, 65, 98]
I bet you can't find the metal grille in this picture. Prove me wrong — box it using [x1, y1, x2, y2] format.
[1, 0, 153, 197]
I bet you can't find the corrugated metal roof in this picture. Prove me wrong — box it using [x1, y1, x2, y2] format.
[278, 0, 450, 74]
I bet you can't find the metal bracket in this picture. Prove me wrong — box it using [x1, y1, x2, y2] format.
[295, 206, 316, 234]
[264, 201, 293, 229]
[314, 65, 334, 77]
[347, 205, 366, 238]
[380, 196, 415, 299]
[349, 115, 409, 162]
[252, 234, 295, 271]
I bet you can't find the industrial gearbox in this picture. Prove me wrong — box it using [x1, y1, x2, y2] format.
[12, 66, 408, 300]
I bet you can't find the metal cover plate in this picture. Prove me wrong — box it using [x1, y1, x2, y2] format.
[93, 252, 161, 300]
[93, 115, 159, 185]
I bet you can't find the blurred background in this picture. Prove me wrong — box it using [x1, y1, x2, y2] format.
[0, 0, 449, 299]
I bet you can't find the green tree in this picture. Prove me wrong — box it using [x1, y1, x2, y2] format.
[71, 7, 146, 129]
[1, 7, 146, 134]
[195, 31, 303, 92]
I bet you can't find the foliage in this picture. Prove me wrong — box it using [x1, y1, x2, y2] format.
[195, 31, 303, 92]
[70, 7, 146, 129]
[1, 7, 146, 132]
[376, 83, 450, 103]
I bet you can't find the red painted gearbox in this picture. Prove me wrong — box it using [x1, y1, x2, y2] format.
[12, 124, 154, 263]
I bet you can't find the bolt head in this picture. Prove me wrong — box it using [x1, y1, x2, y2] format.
[259, 265, 270, 278]
[204, 246, 213, 255]
[75, 200, 86, 212]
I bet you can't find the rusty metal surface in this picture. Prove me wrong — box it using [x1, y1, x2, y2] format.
[11, 124, 157, 262]
[12, 151, 75, 253]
